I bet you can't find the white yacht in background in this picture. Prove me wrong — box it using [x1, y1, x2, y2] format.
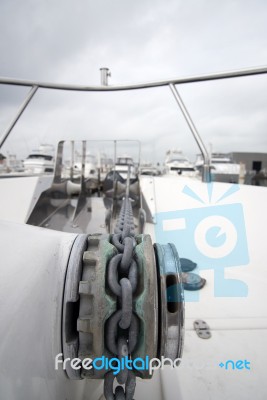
[23, 144, 55, 174]
[140, 162, 161, 176]
[195, 153, 240, 183]
[114, 155, 137, 179]
[164, 149, 199, 178]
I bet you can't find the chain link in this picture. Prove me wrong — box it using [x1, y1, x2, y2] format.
[104, 198, 138, 399]
[104, 370, 136, 400]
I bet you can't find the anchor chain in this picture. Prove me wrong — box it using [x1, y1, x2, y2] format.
[104, 197, 139, 400]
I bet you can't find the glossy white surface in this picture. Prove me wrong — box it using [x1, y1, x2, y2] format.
[0, 175, 53, 223]
[141, 175, 267, 399]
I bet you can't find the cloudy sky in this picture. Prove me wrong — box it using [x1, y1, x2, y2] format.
[0, 0, 267, 162]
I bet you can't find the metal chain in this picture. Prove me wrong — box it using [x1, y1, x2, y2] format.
[104, 197, 138, 400]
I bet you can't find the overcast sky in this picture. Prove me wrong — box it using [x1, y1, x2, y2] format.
[0, 0, 267, 162]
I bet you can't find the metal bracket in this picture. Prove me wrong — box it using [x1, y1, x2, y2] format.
[194, 319, 211, 339]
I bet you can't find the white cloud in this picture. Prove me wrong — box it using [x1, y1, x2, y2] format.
[0, 0, 267, 162]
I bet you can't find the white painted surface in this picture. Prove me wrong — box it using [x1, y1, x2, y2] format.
[0, 175, 53, 223]
[141, 175, 267, 399]
[161, 330, 267, 400]
[0, 221, 103, 400]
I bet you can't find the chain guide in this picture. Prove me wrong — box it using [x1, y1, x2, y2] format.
[154, 243, 184, 361]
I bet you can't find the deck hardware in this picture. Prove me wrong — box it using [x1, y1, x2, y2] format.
[194, 320, 211, 339]
[182, 272, 206, 290]
[180, 258, 197, 272]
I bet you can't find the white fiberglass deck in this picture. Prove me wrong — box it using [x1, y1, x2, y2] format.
[140, 175, 267, 400]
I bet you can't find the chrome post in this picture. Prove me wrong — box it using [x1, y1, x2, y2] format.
[81, 140, 86, 191]
[70, 141, 74, 181]
[110, 140, 117, 232]
[169, 83, 211, 183]
[113, 139, 117, 187]
[125, 166, 131, 200]
[0, 85, 38, 148]
[100, 68, 111, 86]
[53, 141, 65, 183]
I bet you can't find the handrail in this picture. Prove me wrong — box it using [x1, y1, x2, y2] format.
[1, 65, 267, 182]
[169, 83, 211, 181]
[0, 85, 38, 149]
[0, 65, 267, 92]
